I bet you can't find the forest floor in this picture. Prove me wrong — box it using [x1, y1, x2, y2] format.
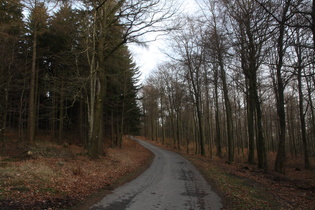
[138, 137, 315, 209]
[1, 135, 314, 209]
[0, 136, 153, 209]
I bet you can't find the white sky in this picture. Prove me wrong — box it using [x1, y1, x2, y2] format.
[128, 0, 200, 82]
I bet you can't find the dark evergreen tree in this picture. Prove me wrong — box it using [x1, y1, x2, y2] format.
[0, 0, 24, 151]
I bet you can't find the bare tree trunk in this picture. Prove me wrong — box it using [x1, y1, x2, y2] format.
[79, 99, 86, 146]
[214, 65, 222, 158]
[211, 12, 234, 162]
[28, 29, 37, 145]
[254, 85, 267, 170]
[0, 84, 7, 154]
[160, 92, 165, 145]
[274, 2, 290, 174]
[88, 17, 107, 157]
[274, 60, 287, 174]
[306, 72, 315, 152]
[89, 70, 106, 158]
[246, 77, 255, 164]
[287, 101, 297, 158]
[220, 63, 234, 163]
[110, 110, 114, 147]
[88, 5, 108, 158]
[176, 112, 180, 150]
[58, 77, 64, 144]
[51, 89, 56, 142]
[296, 46, 310, 169]
[312, 0, 315, 49]
[193, 79, 205, 156]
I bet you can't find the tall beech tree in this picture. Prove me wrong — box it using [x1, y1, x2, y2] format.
[222, 0, 269, 170]
[292, 26, 311, 169]
[172, 19, 206, 155]
[140, 0, 314, 171]
[208, 13, 235, 163]
[82, 0, 177, 158]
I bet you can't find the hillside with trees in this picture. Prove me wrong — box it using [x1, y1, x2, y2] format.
[141, 0, 315, 173]
[140, 1, 315, 207]
[0, 0, 314, 208]
[0, 0, 176, 207]
[0, 0, 177, 156]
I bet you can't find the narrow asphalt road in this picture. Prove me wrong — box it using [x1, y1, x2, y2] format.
[90, 138, 222, 210]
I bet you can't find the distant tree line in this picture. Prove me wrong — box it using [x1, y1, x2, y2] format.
[0, 0, 177, 158]
[141, 0, 315, 173]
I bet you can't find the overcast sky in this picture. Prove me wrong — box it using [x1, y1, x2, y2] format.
[128, 0, 200, 82]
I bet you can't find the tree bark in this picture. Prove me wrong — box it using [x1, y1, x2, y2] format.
[88, 6, 107, 158]
[246, 77, 255, 164]
[212, 12, 234, 162]
[88, 70, 106, 158]
[274, 1, 290, 174]
[58, 77, 64, 144]
[253, 84, 267, 170]
[28, 29, 37, 145]
[220, 61, 234, 163]
[214, 65, 222, 158]
[296, 47, 310, 169]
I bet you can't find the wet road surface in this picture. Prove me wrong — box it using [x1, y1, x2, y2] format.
[90, 138, 222, 210]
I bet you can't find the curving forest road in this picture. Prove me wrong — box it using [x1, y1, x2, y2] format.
[90, 138, 222, 210]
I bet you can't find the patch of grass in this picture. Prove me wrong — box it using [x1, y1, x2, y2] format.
[19, 162, 55, 179]
[0, 188, 5, 199]
[2, 158, 16, 162]
[29, 141, 73, 159]
[39, 187, 58, 194]
[0, 161, 58, 191]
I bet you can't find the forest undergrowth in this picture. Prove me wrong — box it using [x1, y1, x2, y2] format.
[0, 135, 153, 209]
[1, 134, 314, 209]
[138, 137, 315, 209]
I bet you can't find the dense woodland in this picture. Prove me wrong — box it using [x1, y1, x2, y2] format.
[1, 0, 314, 175]
[141, 0, 315, 173]
[0, 0, 178, 158]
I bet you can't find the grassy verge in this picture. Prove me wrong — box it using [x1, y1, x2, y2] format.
[184, 155, 283, 209]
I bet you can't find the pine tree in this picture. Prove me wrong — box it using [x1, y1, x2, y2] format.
[0, 0, 23, 151]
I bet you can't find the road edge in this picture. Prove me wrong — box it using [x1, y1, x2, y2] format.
[72, 143, 155, 210]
